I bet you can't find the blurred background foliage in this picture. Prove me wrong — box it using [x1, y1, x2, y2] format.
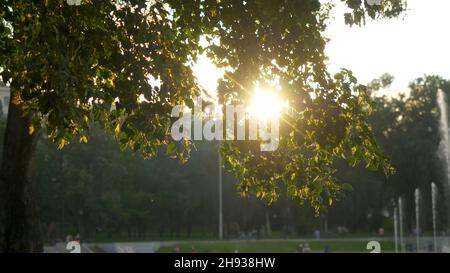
[1, 74, 449, 243]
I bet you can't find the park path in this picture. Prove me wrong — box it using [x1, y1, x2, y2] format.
[44, 236, 450, 253]
[83, 237, 392, 253]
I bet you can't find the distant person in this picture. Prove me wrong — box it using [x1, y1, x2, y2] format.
[259, 226, 266, 239]
[75, 233, 81, 245]
[66, 234, 73, 244]
[297, 243, 304, 253]
[47, 222, 57, 245]
[303, 243, 311, 253]
[314, 230, 321, 239]
[406, 243, 414, 252]
[428, 242, 434, 252]
[191, 245, 197, 253]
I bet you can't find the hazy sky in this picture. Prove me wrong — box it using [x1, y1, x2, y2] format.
[326, 0, 450, 95]
[194, 0, 450, 97]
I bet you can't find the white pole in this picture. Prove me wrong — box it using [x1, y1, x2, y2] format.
[415, 188, 420, 252]
[398, 197, 404, 252]
[394, 206, 398, 253]
[432, 182, 438, 252]
[218, 142, 223, 240]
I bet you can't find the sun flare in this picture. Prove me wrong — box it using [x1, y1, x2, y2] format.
[247, 89, 288, 121]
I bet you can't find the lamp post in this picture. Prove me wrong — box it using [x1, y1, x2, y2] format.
[218, 141, 223, 240]
[415, 188, 420, 252]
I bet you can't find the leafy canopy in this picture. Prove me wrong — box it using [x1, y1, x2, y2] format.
[0, 0, 406, 212]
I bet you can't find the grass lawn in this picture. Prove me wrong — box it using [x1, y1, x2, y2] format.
[157, 240, 395, 253]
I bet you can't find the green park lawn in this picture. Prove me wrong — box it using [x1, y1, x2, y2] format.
[157, 240, 395, 253]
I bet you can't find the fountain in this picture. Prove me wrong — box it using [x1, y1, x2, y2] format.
[415, 188, 420, 251]
[431, 182, 438, 252]
[437, 89, 450, 205]
[437, 88, 450, 252]
[398, 197, 404, 252]
[393, 206, 399, 253]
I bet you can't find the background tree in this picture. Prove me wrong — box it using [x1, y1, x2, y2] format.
[2, 73, 447, 243]
[0, 0, 406, 252]
[376, 76, 450, 233]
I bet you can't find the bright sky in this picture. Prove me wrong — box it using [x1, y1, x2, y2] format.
[194, 0, 450, 97]
[192, 53, 224, 100]
[326, 0, 450, 95]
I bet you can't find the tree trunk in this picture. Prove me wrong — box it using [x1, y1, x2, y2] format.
[0, 95, 42, 252]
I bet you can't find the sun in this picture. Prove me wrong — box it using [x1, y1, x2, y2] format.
[247, 89, 288, 121]
[192, 54, 288, 120]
